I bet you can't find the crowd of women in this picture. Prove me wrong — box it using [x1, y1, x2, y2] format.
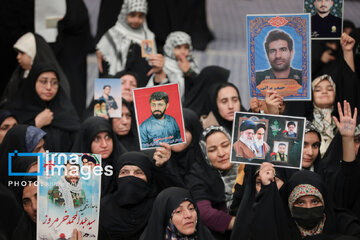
[1, 0, 360, 239]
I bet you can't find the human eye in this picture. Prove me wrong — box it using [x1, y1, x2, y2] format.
[23, 198, 30, 206]
[295, 199, 304, 205]
[134, 170, 144, 175]
[222, 141, 230, 148]
[281, 47, 288, 52]
[327, 86, 334, 91]
[93, 136, 100, 142]
[0, 125, 9, 131]
[312, 143, 320, 149]
[269, 49, 276, 54]
[119, 169, 130, 175]
[207, 147, 216, 153]
[220, 98, 228, 104]
[312, 199, 320, 205]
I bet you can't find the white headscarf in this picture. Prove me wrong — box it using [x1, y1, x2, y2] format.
[161, 31, 199, 101]
[96, 0, 155, 75]
[13, 32, 37, 78]
[311, 74, 337, 157]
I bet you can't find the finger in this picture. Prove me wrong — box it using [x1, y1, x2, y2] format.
[353, 107, 357, 122]
[147, 68, 155, 76]
[337, 102, 344, 120]
[333, 116, 340, 129]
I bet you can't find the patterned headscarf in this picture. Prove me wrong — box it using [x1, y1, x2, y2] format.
[117, 0, 148, 27]
[288, 184, 326, 237]
[96, 0, 155, 75]
[163, 31, 193, 60]
[311, 74, 337, 157]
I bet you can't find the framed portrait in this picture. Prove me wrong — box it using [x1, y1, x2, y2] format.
[141, 39, 155, 58]
[231, 112, 306, 169]
[94, 78, 122, 118]
[37, 153, 101, 239]
[247, 14, 311, 101]
[304, 0, 343, 39]
[133, 83, 186, 150]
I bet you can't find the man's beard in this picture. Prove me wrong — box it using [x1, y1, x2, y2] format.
[317, 6, 330, 14]
[240, 136, 254, 149]
[255, 138, 264, 148]
[270, 58, 291, 72]
[65, 176, 79, 187]
[152, 110, 165, 119]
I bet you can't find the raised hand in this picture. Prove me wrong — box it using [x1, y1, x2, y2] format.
[333, 100, 357, 138]
[340, 32, 355, 52]
[259, 162, 275, 186]
[265, 90, 283, 115]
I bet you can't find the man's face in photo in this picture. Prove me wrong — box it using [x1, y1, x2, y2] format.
[278, 144, 286, 154]
[313, 0, 334, 15]
[150, 99, 168, 119]
[64, 164, 80, 186]
[241, 129, 255, 141]
[267, 39, 294, 72]
[104, 86, 111, 95]
[288, 124, 295, 133]
[256, 128, 265, 141]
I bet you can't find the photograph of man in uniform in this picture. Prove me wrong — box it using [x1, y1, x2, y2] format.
[98, 85, 118, 113]
[253, 123, 270, 158]
[256, 30, 302, 87]
[139, 91, 182, 148]
[285, 121, 297, 137]
[233, 120, 257, 159]
[311, 0, 342, 38]
[273, 142, 288, 162]
[48, 163, 86, 210]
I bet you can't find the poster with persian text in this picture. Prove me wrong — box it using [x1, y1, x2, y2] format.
[37, 153, 101, 240]
[247, 14, 311, 100]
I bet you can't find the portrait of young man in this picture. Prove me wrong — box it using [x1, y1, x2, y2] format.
[310, 0, 342, 38]
[139, 91, 182, 148]
[256, 30, 302, 87]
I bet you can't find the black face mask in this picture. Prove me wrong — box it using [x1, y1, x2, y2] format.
[292, 206, 325, 230]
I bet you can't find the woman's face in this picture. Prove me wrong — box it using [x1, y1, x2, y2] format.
[172, 200, 197, 236]
[112, 105, 132, 136]
[217, 86, 241, 122]
[313, 79, 335, 108]
[302, 132, 320, 168]
[17, 51, 32, 70]
[118, 164, 147, 182]
[121, 74, 137, 102]
[293, 195, 323, 208]
[174, 44, 190, 60]
[171, 129, 192, 152]
[35, 72, 59, 102]
[32, 138, 45, 153]
[91, 131, 113, 159]
[126, 11, 145, 29]
[206, 131, 232, 171]
[0, 116, 17, 144]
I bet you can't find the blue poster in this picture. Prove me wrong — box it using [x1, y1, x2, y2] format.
[247, 14, 311, 101]
[37, 153, 101, 239]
